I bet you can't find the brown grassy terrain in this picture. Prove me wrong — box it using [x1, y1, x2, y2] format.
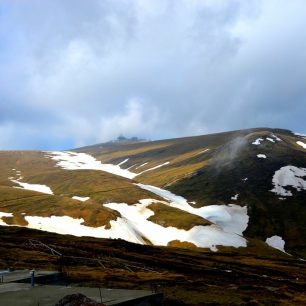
[0, 151, 160, 203]
[0, 185, 121, 227]
[0, 151, 164, 228]
[0, 128, 305, 306]
[0, 226, 305, 306]
[78, 128, 306, 256]
[147, 202, 211, 230]
[79, 130, 244, 187]
[0, 128, 305, 255]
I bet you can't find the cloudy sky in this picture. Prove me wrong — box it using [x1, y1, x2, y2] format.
[0, 0, 305, 149]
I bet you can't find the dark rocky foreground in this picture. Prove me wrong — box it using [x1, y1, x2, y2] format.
[55, 293, 106, 306]
[0, 226, 305, 305]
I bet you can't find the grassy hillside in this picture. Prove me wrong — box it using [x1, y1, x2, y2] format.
[0, 226, 305, 306]
[166, 129, 306, 256]
[147, 202, 212, 230]
[77, 128, 306, 256]
[0, 151, 161, 228]
[0, 127, 305, 256]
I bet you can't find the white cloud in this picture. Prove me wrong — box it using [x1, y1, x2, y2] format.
[0, 0, 305, 149]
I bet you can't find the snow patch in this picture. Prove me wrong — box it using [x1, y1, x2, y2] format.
[46, 151, 169, 179]
[270, 166, 306, 196]
[0, 181, 249, 250]
[72, 196, 90, 202]
[126, 164, 137, 170]
[0, 212, 13, 226]
[46, 151, 137, 179]
[257, 154, 267, 159]
[197, 149, 210, 154]
[117, 159, 129, 166]
[105, 200, 247, 250]
[271, 134, 282, 141]
[11, 180, 53, 195]
[266, 235, 286, 252]
[252, 138, 264, 145]
[297, 141, 306, 150]
[231, 194, 239, 201]
[252, 135, 281, 145]
[0, 212, 13, 218]
[136, 162, 148, 169]
[138, 162, 170, 175]
[136, 183, 249, 236]
[24, 215, 145, 244]
[294, 132, 306, 139]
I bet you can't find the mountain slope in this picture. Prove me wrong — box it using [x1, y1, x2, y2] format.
[77, 127, 306, 256]
[0, 128, 305, 256]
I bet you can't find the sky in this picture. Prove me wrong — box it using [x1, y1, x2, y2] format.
[0, 0, 305, 150]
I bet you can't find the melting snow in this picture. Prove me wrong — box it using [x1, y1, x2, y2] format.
[136, 183, 249, 236]
[253, 135, 281, 145]
[46, 151, 138, 179]
[270, 166, 306, 196]
[231, 194, 239, 201]
[117, 158, 129, 166]
[3, 151, 253, 251]
[11, 179, 53, 195]
[1, 180, 250, 250]
[297, 141, 306, 149]
[266, 235, 286, 252]
[252, 138, 264, 145]
[24, 215, 145, 244]
[10, 168, 23, 181]
[137, 162, 170, 174]
[136, 162, 148, 169]
[257, 154, 267, 159]
[197, 149, 210, 154]
[105, 200, 247, 250]
[294, 132, 306, 139]
[126, 164, 137, 170]
[271, 134, 282, 141]
[266, 137, 275, 143]
[0, 212, 13, 218]
[72, 196, 90, 202]
[46, 151, 170, 179]
[1, 205, 246, 250]
[0, 212, 13, 226]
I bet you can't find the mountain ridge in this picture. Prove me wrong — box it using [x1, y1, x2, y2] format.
[0, 127, 305, 256]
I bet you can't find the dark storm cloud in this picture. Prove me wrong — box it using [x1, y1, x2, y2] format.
[0, 0, 305, 149]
